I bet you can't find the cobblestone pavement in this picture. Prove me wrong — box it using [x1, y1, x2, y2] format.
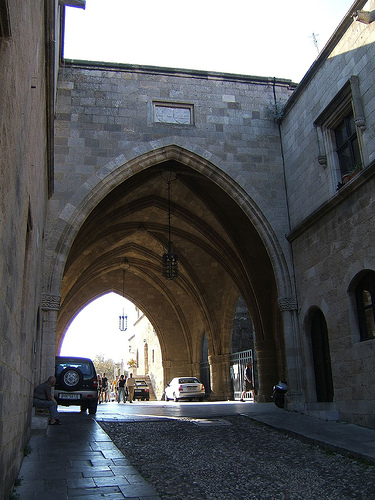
[100, 415, 375, 500]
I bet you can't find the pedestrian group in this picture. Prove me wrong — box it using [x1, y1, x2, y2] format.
[97, 372, 136, 403]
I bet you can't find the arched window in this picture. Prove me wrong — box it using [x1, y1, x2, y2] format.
[355, 271, 375, 341]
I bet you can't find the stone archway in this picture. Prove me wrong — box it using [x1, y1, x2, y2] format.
[42, 145, 299, 400]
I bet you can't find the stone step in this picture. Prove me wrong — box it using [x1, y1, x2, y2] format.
[31, 407, 49, 430]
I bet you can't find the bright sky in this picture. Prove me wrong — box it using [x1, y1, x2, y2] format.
[60, 293, 139, 362]
[61, 0, 355, 360]
[63, 0, 355, 83]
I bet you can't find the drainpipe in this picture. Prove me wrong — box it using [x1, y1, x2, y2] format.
[272, 78, 306, 410]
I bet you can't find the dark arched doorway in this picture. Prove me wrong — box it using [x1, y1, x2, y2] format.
[311, 309, 334, 402]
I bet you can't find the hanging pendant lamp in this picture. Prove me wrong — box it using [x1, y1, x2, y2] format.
[162, 172, 178, 280]
[119, 259, 129, 331]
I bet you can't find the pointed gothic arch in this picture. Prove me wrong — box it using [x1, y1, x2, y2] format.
[42, 144, 299, 399]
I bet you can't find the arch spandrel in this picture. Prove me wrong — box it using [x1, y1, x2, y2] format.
[46, 145, 294, 299]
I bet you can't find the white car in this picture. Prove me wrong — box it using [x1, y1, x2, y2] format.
[164, 377, 205, 402]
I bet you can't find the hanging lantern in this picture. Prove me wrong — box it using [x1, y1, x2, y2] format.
[162, 172, 178, 280]
[119, 308, 128, 331]
[118, 259, 129, 331]
[163, 243, 178, 280]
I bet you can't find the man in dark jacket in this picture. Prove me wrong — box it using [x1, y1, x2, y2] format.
[33, 376, 61, 425]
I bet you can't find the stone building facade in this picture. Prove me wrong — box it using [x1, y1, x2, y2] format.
[0, 1, 83, 497]
[130, 308, 164, 400]
[0, 1, 55, 496]
[280, 0, 375, 427]
[1, 0, 374, 497]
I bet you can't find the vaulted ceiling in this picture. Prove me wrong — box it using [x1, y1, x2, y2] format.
[57, 160, 276, 365]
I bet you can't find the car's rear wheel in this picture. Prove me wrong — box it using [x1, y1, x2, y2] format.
[59, 367, 83, 391]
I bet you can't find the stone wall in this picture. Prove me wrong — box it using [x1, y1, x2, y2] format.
[51, 63, 294, 247]
[282, 0, 375, 227]
[281, 0, 375, 426]
[291, 176, 375, 426]
[0, 1, 52, 497]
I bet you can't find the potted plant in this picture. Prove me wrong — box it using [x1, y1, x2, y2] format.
[343, 164, 362, 183]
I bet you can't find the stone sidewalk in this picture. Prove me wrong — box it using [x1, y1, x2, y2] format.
[16, 412, 161, 499]
[248, 404, 375, 465]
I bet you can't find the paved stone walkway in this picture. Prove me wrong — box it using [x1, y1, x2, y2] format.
[16, 412, 160, 499]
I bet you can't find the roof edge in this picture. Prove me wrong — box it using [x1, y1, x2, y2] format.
[61, 58, 297, 88]
[283, 0, 368, 115]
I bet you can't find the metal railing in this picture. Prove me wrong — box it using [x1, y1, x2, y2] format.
[230, 349, 253, 400]
[200, 349, 254, 400]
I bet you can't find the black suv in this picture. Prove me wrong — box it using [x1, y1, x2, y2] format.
[55, 356, 99, 414]
[134, 379, 150, 401]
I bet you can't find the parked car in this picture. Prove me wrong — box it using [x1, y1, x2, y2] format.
[164, 377, 205, 402]
[54, 356, 99, 414]
[134, 379, 150, 401]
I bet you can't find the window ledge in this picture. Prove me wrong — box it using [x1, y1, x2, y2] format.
[286, 159, 375, 242]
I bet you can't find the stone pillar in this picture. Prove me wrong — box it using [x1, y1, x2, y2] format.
[208, 353, 231, 400]
[253, 339, 279, 402]
[190, 362, 201, 379]
[162, 360, 172, 388]
[278, 296, 306, 410]
[40, 293, 60, 380]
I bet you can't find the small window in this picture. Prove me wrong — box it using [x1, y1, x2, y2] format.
[55, 360, 94, 378]
[179, 378, 199, 384]
[334, 112, 362, 177]
[355, 272, 375, 341]
[314, 77, 365, 190]
[135, 380, 147, 387]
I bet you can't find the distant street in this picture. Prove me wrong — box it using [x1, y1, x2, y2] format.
[91, 399, 261, 421]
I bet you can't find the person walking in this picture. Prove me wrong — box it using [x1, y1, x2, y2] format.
[240, 362, 254, 401]
[117, 375, 126, 403]
[102, 373, 109, 402]
[126, 373, 136, 403]
[113, 375, 119, 400]
[97, 374, 103, 404]
[33, 376, 61, 425]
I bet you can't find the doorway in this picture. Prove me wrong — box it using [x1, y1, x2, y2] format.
[311, 309, 334, 402]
